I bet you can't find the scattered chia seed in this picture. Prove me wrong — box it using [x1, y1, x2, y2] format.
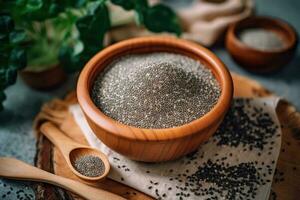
[73, 155, 105, 177]
[215, 98, 278, 150]
[239, 28, 286, 51]
[273, 169, 285, 183]
[113, 157, 120, 161]
[91, 52, 221, 129]
[183, 161, 265, 200]
[270, 189, 277, 200]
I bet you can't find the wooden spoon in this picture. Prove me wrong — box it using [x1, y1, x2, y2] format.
[40, 122, 110, 181]
[0, 157, 126, 200]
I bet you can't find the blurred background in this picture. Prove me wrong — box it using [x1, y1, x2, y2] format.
[0, 0, 299, 198]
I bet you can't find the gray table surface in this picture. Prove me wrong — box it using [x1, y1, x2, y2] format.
[0, 0, 299, 199]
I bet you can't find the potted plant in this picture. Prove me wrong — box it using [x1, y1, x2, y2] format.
[19, 15, 75, 90]
[19, 14, 72, 89]
[0, 0, 182, 111]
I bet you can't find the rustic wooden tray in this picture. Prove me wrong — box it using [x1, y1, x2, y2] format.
[33, 73, 300, 200]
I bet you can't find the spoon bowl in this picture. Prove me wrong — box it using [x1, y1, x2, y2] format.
[69, 147, 110, 181]
[40, 122, 110, 181]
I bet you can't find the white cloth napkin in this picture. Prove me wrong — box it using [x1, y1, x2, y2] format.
[179, 0, 254, 46]
[108, 0, 254, 46]
[69, 97, 281, 200]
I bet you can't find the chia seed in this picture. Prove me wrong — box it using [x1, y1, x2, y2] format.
[239, 28, 286, 51]
[214, 98, 278, 150]
[73, 155, 105, 177]
[91, 52, 221, 129]
[184, 161, 265, 200]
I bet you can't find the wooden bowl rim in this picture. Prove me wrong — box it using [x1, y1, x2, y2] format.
[227, 16, 298, 54]
[77, 36, 233, 141]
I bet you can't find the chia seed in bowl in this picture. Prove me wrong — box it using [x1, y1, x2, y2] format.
[239, 28, 286, 51]
[91, 52, 221, 129]
[77, 37, 233, 161]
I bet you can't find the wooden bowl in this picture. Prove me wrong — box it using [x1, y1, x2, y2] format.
[226, 16, 298, 73]
[77, 36, 233, 162]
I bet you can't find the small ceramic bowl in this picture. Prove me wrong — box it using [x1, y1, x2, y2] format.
[77, 36, 233, 162]
[226, 16, 298, 73]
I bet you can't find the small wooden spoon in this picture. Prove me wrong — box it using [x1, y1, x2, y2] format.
[0, 157, 126, 200]
[40, 122, 110, 181]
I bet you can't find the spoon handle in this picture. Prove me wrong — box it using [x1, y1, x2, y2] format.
[0, 157, 126, 200]
[40, 122, 84, 154]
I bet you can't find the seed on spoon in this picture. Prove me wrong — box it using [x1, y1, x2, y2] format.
[73, 155, 105, 177]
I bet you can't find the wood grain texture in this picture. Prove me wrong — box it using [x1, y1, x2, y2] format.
[226, 16, 298, 73]
[77, 37, 234, 162]
[34, 73, 300, 200]
[34, 134, 72, 200]
[40, 122, 111, 181]
[0, 158, 125, 200]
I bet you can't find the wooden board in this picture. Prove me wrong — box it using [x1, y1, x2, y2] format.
[33, 73, 300, 200]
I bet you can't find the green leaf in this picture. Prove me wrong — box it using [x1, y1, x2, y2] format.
[0, 68, 17, 89]
[26, 0, 43, 12]
[12, 0, 87, 21]
[0, 15, 14, 40]
[5, 68, 17, 86]
[60, 2, 110, 72]
[48, 3, 61, 16]
[110, 0, 135, 10]
[110, 0, 148, 24]
[67, 0, 88, 8]
[109, 1, 181, 35]
[134, 0, 148, 24]
[0, 14, 27, 111]
[10, 48, 27, 70]
[16, 0, 27, 7]
[59, 46, 80, 72]
[25, 3, 63, 21]
[9, 30, 26, 44]
[0, 69, 8, 90]
[78, 3, 110, 56]
[144, 4, 181, 36]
